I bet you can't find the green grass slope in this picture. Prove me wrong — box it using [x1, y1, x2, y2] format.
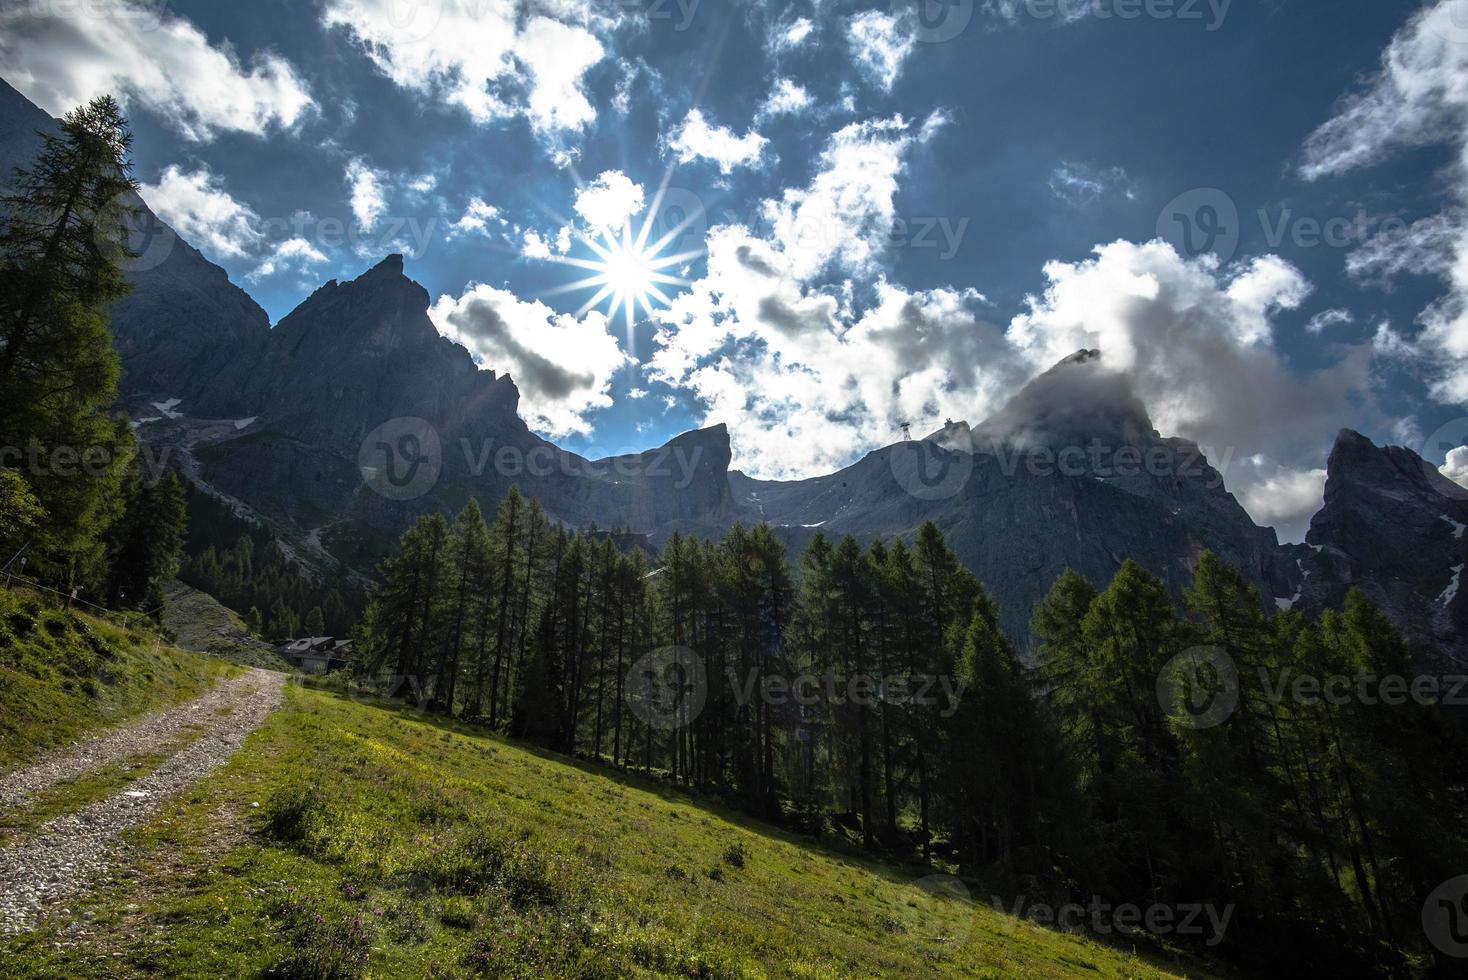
[160, 580, 293, 671]
[0, 682, 1215, 978]
[0, 588, 238, 771]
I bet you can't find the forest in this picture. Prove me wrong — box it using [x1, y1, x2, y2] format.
[353, 488, 1468, 976]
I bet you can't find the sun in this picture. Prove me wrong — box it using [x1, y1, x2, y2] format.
[541, 186, 705, 347]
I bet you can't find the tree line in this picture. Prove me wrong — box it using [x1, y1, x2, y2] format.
[356, 494, 1467, 976]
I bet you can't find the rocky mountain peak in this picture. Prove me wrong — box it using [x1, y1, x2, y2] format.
[974, 347, 1156, 452]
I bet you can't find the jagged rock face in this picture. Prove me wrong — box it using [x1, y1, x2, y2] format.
[734, 351, 1294, 645]
[1293, 430, 1468, 659]
[0, 80, 270, 403]
[176, 256, 735, 569]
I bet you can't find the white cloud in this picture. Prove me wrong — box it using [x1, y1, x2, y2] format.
[429, 283, 630, 438]
[847, 10, 915, 91]
[0, 2, 312, 142]
[760, 78, 813, 118]
[574, 170, 645, 231]
[407, 174, 438, 195]
[771, 17, 814, 52]
[1048, 162, 1135, 206]
[1236, 466, 1328, 537]
[1306, 308, 1355, 335]
[1301, 0, 1468, 403]
[521, 228, 552, 259]
[251, 237, 328, 280]
[139, 165, 261, 259]
[450, 197, 502, 236]
[667, 109, 768, 174]
[345, 158, 386, 229]
[1006, 242, 1359, 474]
[764, 114, 943, 280]
[1443, 445, 1468, 488]
[320, 0, 606, 136]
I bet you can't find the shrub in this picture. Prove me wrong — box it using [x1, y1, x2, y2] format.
[722, 842, 749, 869]
[262, 779, 333, 846]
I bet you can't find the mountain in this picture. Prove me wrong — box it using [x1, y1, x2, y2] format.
[138, 255, 737, 574]
[732, 350, 1297, 643]
[0, 79, 270, 403]
[1288, 429, 1468, 662]
[6, 79, 1461, 654]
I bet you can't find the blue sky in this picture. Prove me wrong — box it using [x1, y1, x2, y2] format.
[5, 0, 1468, 540]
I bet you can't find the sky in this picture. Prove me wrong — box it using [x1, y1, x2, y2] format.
[4, 0, 1468, 541]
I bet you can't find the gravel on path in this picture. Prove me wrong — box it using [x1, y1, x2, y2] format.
[0, 668, 284, 934]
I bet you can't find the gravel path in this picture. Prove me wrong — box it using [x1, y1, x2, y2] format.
[0, 669, 275, 810]
[0, 668, 284, 934]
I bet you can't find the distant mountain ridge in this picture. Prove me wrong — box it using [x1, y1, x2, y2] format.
[1, 80, 1460, 656]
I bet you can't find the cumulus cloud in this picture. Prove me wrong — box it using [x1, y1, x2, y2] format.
[250, 237, 328, 280]
[1006, 242, 1359, 472]
[429, 283, 630, 437]
[1236, 466, 1328, 539]
[0, 0, 312, 141]
[521, 228, 552, 259]
[450, 197, 502, 237]
[770, 16, 814, 52]
[763, 114, 944, 280]
[573, 170, 645, 231]
[1443, 445, 1468, 488]
[667, 109, 768, 174]
[139, 165, 262, 259]
[847, 10, 915, 91]
[345, 158, 386, 229]
[320, 0, 606, 136]
[760, 78, 813, 118]
[1301, 0, 1468, 403]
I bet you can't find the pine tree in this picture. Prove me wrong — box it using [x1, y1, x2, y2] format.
[0, 96, 139, 588]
